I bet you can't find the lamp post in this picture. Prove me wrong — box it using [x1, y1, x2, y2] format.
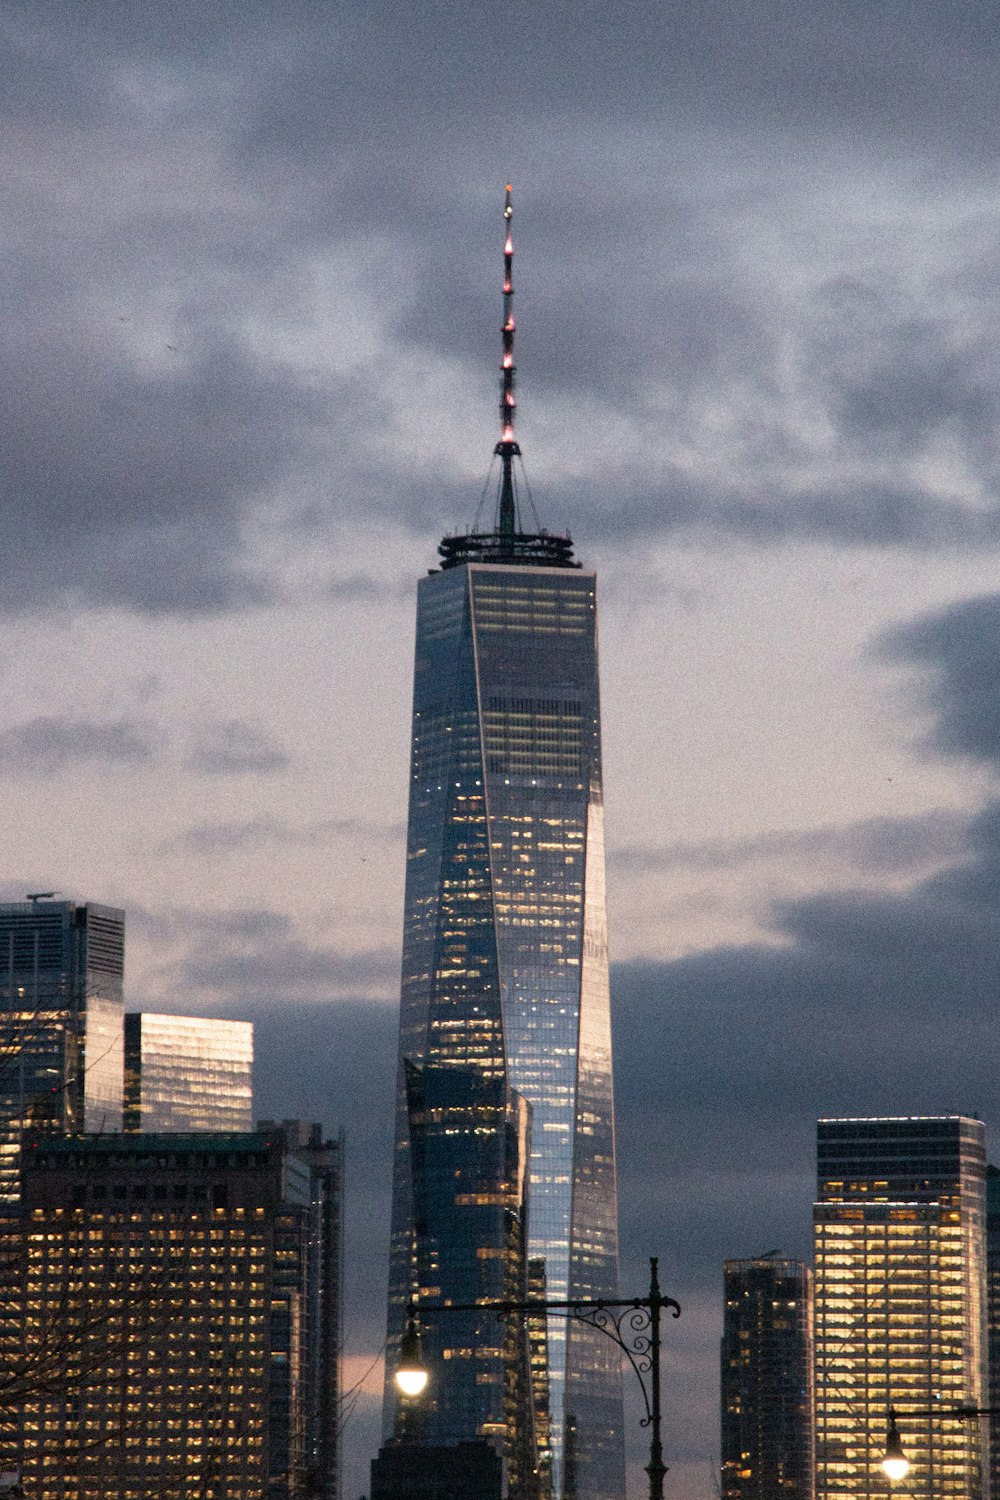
[881, 1403, 1000, 1484]
[396, 1255, 680, 1500]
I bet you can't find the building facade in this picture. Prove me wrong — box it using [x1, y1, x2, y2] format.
[384, 189, 623, 1500]
[401, 1061, 538, 1492]
[813, 1116, 987, 1500]
[721, 1257, 813, 1500]
[986, 1164, 1000, 1498]
[124, 1012, 253, 1133]
[259, 1120, 344, 1500]
[0, 1127, 341, 1500]
[0, 900, 124, 1204]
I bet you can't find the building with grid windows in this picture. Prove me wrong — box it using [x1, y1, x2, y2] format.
[124, 1013, 253, 1133]
[721, 1257, 813, 1500]
[0, 900, 124, 1205]
[384, 188, 623, 1500]
[813, 1116, 987, 1500]
[0, 1126, 341, 1500]
[986, 1164, 1000, 1498]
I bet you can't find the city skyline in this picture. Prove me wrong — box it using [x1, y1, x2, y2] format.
[6, 5, 1000, 1498]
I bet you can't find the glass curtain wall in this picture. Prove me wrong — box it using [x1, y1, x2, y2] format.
[386, 560, 623, 1500]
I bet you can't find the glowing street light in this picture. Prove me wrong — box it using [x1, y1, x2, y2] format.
[881, 1411, 909, 1483]
[882, 1403, 1000, 1484]
[394, 1310, 428, 1399]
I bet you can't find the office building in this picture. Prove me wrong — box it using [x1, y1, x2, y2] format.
[813, 1116, 987, 1500]
[0, 1126, 341, 1500]
[0, 899, 124, 1203]
[124, 1012, 253, 1132]
[986, 1164, 1000, 1497]
[259, 1120, 344, 1500]
[721, 1257, 813, 1500]
[384, 188, 624, 1500]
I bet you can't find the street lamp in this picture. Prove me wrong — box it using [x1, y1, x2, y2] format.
[395, 1309, 429, 1399]
[882, 1403, 1000, 1483]
[406, 1255, 680, 1500]
[881, 1411, 908, 1483]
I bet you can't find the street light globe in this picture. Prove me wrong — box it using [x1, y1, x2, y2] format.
[395, 1313, 428, 1399]
[882, 1412, 910, 1483]
[395, 1366, 429, 1399]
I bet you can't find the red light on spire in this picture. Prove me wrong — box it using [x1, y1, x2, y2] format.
[496, 183, 519, 537]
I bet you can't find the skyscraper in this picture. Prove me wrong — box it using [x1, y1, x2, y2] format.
[985, 1163, 1000, 1497]
[123, 1012, 253, 1132]
[0, 899, 124, 1204]
[1, 1125, 342, 1500]
[260, 1119, 345, 1500]
[721, 1257, 813, 1500]
[384, 188, 624, 1500]
[813, 1116, 987, 1500]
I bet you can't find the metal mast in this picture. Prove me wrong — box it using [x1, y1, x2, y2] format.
[495, 183, 520, 538]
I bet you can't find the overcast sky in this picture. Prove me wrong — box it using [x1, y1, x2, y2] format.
[4, 3, 1000, 1496]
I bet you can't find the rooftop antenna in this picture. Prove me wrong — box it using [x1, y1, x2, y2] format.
[494, 183, 520, 538]
[25, 893, 57, 905]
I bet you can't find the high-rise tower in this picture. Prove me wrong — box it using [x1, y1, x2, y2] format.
[0, 898, 124, 1204]
[721, 1257, 814, 1500]
[384, 188, 624, 1500]
[813, 1116, 987, 1500]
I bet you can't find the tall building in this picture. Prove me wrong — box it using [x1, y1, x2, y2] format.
[813, 1116, 987, 1500]
[721, 1257, 813, 1500]
[384, 187, 624, 1500]
[0, 1126, 341, 1500]
[986, 1164, 1000, 1497]
[124, 1012, 253, 1132]
[0, 899, 124, 1203]
[259, 1119, 344, 1500]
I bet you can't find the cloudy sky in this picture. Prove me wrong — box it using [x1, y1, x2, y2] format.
[5, 2, 1000, 1494]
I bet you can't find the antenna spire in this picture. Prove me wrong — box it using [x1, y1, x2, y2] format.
[494, 183, 520, 537]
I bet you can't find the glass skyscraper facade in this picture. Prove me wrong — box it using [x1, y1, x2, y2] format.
[813, 1116, 987, 1500]
[123, 1012, 253, 1133]
[402, 1061, 537, 1491]
[721, 1257, 813, 1500]
[0, 899, 124, 1204]
[385, 185, 623, 1500]
[385, 553, 623, 1498]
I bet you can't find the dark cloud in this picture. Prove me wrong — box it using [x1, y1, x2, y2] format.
[4, 5, 1000, 622]
[167, 814, 404, 856]
[185, 719, 291, 776]
[181, 940, 398, 1001]
[146, 905, 399, 1003]
[0, 714, 155, 775]
[611, 808, 966, 877]
[884, 592, 1000, 768]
